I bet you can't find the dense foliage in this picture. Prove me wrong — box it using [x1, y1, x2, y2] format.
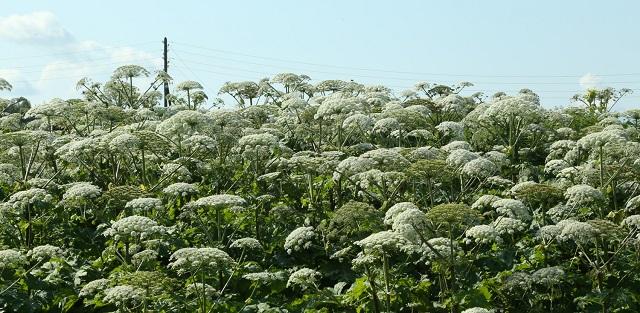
[0, 68, 639, 312]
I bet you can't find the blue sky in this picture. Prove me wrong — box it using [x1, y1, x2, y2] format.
[0, 0, 638, 110]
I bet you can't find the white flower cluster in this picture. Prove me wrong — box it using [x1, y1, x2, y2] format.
[372, 117, 400, 135]
[109, 133, 141, 152]
[238, 133, 279, 150]
[333, 156, 375, 181]
[544, 159, 569, 176]
[565, 184, 604, 208]
[8, 188, 53, 208]
[0, 249, 27, 269]
[423, 237, 458, 262]
[407, 146, 441, 161]
[546, 204, 575, 223]
[63, 182, 102, 202]
[183, 134, 217, 153]
[464, 225, 502, 245]
[162, 163, 192, 182]
[461, 157, 497, 178]
[537, 225, 562, 242]
[354, 230, 409, 255]
[532, 266, 565, 286]
[577, 129, 625, 151]
[79, 278, 110, 298]
[189, 194, 246, 209]
[230, 237, 262, 251]
[103, 285, 146, 307]
[625, 195, 640, 213]
[392, 208, 429, 243]
[125, 198, 163, 215]
[461, 308, 492, 313]
[27, 245, 64, 262]
[446, 149, 479, 168]
[314, 97, 360, 120]
[435, 121, 464, 140]
[243, 271, 287, 284]
[163, 182, 198, 197]
[168, 247, 235, 274]
[492, 199, 531, 221]
[287, 268, 321, 290]
[131, 249, 158, 267]
[442, 141, 472, 152]
[384, 202, 419, 226]
[103, 215, 166, 242]
[492, 217, 527, 235]
[622, 215, 640, 230]
[185, 282, 218, 297]
[471, 195, 501, 212]
[556, 219, 599, 245]
[284, 226, 316, 254]
[359, 148, 410, 171]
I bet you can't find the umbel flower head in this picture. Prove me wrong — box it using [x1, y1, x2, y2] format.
[384, 202, 420, 226]
[103, 215, 169, 242]
[284, 226, 316, 254]
[464, 225, 503, 245]
[7, 188, 53, 208]
[0, 249, 27, 269]
[62, 182, 102, 202]
[354, 230, 409, 255]
[565, 184, 605, 208]
[162, 182, 198, 197]
[102, 285, 146, 307]
[27, 245, 64, 262]
[188, 194, 247, 209]
[230, 237, 262, 251]
[169, 247, 235, 275]
[125, 198, 163, 215]
[287, 268, 321, 290]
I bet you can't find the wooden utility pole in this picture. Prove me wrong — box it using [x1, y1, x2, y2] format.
[163, 37, 171, 107]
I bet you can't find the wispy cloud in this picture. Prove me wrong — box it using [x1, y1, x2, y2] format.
[0, 11, 162, 102]
[0, 68, 37, 95]
[0, 11, 74, 45]
[579, 73, 601, 89]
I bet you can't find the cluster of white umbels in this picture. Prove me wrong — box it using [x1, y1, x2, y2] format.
[62, 182, 102, 203]
[27, 245, 64, 262]
[125, 198, 163, 215]
[187, 194, 246, 210]
[79, 278, 110, 298]
[284, 226, 316, 254]
[230, 237, 262, 251]
[103, 215, 171, 242]
[168, 247, 235, 275]
[102, 285, 146, 307]
[162, 182, 198, 197]
[287, 268, 321, 290]
[0, 249, 27, 269]
[564, 184, 605, 208]
[464, 225, 502, 245]
[7, 188, 53, 208]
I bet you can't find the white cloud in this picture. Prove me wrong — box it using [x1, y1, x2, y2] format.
[0, 11, 74, 45]
[579, 73, 601, 89]
[0, 69, 37, 95]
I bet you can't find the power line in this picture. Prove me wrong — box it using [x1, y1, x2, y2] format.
[171, 41, 640, 79]
[172, 48, 640, 85]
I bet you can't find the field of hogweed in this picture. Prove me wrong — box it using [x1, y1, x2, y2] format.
[0, 69, 639, 312]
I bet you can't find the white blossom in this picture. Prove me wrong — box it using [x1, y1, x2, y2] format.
[287, 268, 321, 290]
[163, 182, 198, 197]
[284, 226, 316, 254]
[464, 225, 502, 244]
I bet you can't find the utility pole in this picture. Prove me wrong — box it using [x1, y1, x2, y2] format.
[163, 37, 171, 107]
